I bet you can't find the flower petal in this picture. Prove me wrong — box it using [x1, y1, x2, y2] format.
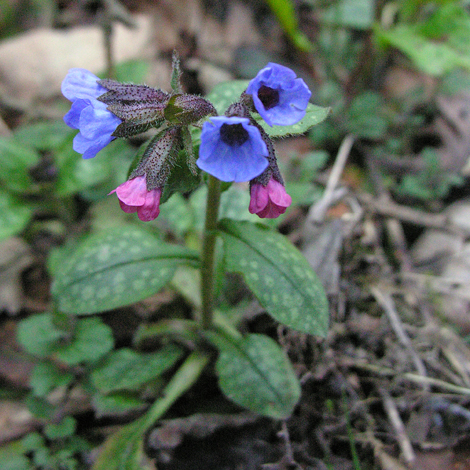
[246, 63, 311, 126]
[61, 68, 106, 101]
[197, 117, 268, 182]
[63, 99, 89, 129]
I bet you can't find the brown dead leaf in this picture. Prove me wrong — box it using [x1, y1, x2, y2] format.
[0, 237, 33, 314]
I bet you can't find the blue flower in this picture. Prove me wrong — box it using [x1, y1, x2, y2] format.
[197, 117, 268, 182]
[62, 68, 121, 159]
[245, 63, 311, 126]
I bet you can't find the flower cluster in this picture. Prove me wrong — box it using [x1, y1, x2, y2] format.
[62, 58, 311, 220]
[197, 63, 310, 218]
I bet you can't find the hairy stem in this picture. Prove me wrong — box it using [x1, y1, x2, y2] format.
[200, 175, 222, 329]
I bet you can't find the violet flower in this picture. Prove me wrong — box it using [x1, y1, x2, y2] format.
[249, 177, 292, 219]
[245, 63, 311, 126]
[197, 116, 268, 182]
[62, 68, 121, 159]
[110, 175, 161, 222]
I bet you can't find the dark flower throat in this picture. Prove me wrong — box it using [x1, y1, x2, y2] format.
[257, 85, 280, 110]
[220, 123, 249, 146]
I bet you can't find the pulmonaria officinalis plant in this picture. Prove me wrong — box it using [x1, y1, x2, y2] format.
[50, 52, 330, 468]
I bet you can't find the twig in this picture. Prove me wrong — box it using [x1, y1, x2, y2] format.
[357, 193, 469, 237]
[278, 421, 295, 464]
[378, 387, 415, 467]
[352, 361, 470, 396]
[307, 134, 355, 223]
[371, 286, 428, 390]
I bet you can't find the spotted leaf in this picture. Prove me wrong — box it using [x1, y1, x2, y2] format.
[218, 219, 329, 336]
[52, 226, 199, 315]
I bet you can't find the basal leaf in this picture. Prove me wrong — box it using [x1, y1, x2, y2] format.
[211, 332, 300, 418]
[54, 317, 114, 365]
[0, 190, 33, 241]
[17, 313, 66, 358]
[30, 362, 73, 397]
[52, 226, 199, 314]
[219, 219, 329, 336]
[322, 0, 375, 30]
[92, 393, 145, 418]
[376, 25, 470, 76]
[92, 345, 183, 394]
[0, 137, 39, 193]
[265, 0, 313, 51]
[17, 313, 114, 364]
[91, 351, 209, 470]
[91, 417, 146, 470]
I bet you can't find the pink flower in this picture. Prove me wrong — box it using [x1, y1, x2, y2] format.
[110, 175, 161, 222]
[249, 178, 292, 219]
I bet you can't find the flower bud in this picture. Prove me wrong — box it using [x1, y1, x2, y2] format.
[164, 94, 217, 126]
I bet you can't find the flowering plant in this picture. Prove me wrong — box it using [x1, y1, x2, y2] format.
[47, 53, 330, 469]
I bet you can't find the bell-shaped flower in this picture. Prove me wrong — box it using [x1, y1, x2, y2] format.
[62, 68, 121, 159]
[249, 177, 292, 219]
[109, 175, 161, 222]
[197, 116, 268, 182]
[245, 63, 311, 126]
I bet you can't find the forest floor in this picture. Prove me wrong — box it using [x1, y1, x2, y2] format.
[2, 1, 470, 469]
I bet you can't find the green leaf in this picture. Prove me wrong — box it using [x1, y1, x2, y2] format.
[54, 317, 114, 365]
[13, 121, 73, 151]
[211, 332, 300, 418]
[17, 313, 66, 358]
[52, 225, 199, 314]
[346, 91, 388, 139]
[91, 345, 183, 393]
[0, 454, 32, 470]
[257, 103, 330, 138]
[207, 80, 249, 114]
[92, 393, 145, 418]
[26, 395, 54, 420]
[91, 351, 209, 470]
[18, 313, 113, 363]
[115, 59, 150, 84]
[91, 415, 146, 470]
[265, 0, 313, 51]
[376, 24, 470, 76]
[0, 190, 33, 241]
[157, 193, 194, 237]
[0, 137, 39, 193]
[55, 138, 134, 197]
[44, 417, 76, 440]
[218, 219, 329, 336]
[29, 362, 73, 397]
[322, 0, 375, 30]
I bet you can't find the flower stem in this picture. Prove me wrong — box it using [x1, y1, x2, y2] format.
[200, 175, 222, 329]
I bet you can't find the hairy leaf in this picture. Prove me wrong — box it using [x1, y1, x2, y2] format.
[219, 219, 329, 336]
[210, 332, 301, 418]
[92, 345, 183, 393]
[52, 225, 199, 315]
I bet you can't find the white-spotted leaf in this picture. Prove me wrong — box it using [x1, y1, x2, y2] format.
[219, 219, 329, 336]
[92, 345, 183, 394]
[212, 333, 301, 419]
[52, 226, 199, 315]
